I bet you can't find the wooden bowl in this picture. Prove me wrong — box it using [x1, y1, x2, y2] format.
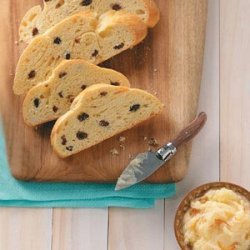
[174, 182, 250, 250]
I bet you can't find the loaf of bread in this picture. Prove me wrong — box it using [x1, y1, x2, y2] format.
[51, 84, 164, 158]
[19, 0, 159, 43]
[14, 11, 147, 95]
[23, 59, 130, 126]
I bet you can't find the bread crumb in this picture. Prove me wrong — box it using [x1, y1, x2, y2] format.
[14, 41, 19, 45]
[119, 136, 126, 142]
[128, 154, 133, 159]
[154, 68, 158, 72]
[148, 147, 153, 152]
[119, 144, 125, 151]
[148, 138, 159, 147]
[144, 136, 148, 141]
[110, 148, 119, 156]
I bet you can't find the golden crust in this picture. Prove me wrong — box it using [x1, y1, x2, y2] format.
[98, 11, 148, 45]
[14, 11, 146, 95]
[51, 84, 163, 158]
[22, 59, 130, 126]
[19, 0, 159, 43]
[143, 0, 160, 27]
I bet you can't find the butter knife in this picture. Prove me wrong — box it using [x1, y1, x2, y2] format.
[115, 112, 207, 191]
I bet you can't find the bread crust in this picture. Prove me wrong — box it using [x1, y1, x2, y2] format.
[98, 11, 148, 46]
[19, 0, 159, 43]
[14, 11, 147, 95]
[143, 0, 160, 27]
[22, 59, 130, 126]
[51, 84, 163, 158]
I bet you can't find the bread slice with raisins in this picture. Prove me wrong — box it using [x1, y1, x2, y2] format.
[14, 11, 147, 95]
[51, 84, 163, 158]
[23, 59, 130, 126]
[19, 0, 159, 43]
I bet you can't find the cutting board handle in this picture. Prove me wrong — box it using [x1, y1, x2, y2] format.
[172, 112, 207, 148]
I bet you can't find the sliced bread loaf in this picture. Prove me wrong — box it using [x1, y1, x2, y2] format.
[19, 0, 159, 43]
[51, 84, 164, 158]
[14, 11, 147, 95]
[23, 59, 130, 126]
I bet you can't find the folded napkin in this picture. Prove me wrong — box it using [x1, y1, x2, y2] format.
[0, 125, 175, 208]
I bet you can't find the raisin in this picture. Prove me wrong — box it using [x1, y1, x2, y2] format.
[78, 112, 89, 121]
[111, 3, 122, 11]
[58, 91, 64, 98]
[66, 146, 73, 151]
[110, 81, 120, 86]
[61, 135, 67, 145]
[92, 49, 99, 57]
[130, 104, 140, 112]
[65, 53, 71, 60]
[75, 38, 80, 43]
[54, 37, 62, 44]
[114, 43, 124, 50]
[76, 131, 88, 140]
[67, 95, 74, 103]
[56, 2, 63, 8]
[59, 72, 67, 78]
[80, 0, 92, 6]
[100, 91, 107, 96]
[32, 27, 39, 36]
[53, 106, 58, 112]
[81, 85, 87, 90]
[99, 120, 109, 127]
[34, 98, 40, 108]
[28, 70, 36, 79]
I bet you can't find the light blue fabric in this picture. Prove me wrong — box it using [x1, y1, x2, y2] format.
[0, 125, 175, 208]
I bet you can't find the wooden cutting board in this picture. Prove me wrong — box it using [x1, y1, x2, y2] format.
[0, 0, 207, 183]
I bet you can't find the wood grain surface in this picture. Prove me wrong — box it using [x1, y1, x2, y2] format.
[0, 208, 52, 250]
[52, 209, 108, 250]
[0, 0, 207, 183]
[220, 0, 250, 189]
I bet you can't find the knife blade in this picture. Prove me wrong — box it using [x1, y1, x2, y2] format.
[115, 112, 207, 191]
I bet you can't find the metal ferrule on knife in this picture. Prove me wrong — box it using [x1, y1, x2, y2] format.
[156, 143, 177, 162]
[115, 113, 207, 191]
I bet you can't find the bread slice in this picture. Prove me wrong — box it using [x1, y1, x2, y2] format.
[19, 0, 159, 43]
[23, 59, 130, 126]
[51, 84, 164, 158]
[14, 11, 147, 95]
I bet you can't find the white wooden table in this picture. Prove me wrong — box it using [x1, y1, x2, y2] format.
[0, 1, 250, 249]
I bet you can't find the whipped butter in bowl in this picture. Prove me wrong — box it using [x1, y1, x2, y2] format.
[175, 182, 250, 250]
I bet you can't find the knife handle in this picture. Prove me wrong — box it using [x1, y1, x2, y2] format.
[172, 112, 207, 148]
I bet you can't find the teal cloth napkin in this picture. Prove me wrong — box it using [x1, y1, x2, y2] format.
[0, 126, 176, 208]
